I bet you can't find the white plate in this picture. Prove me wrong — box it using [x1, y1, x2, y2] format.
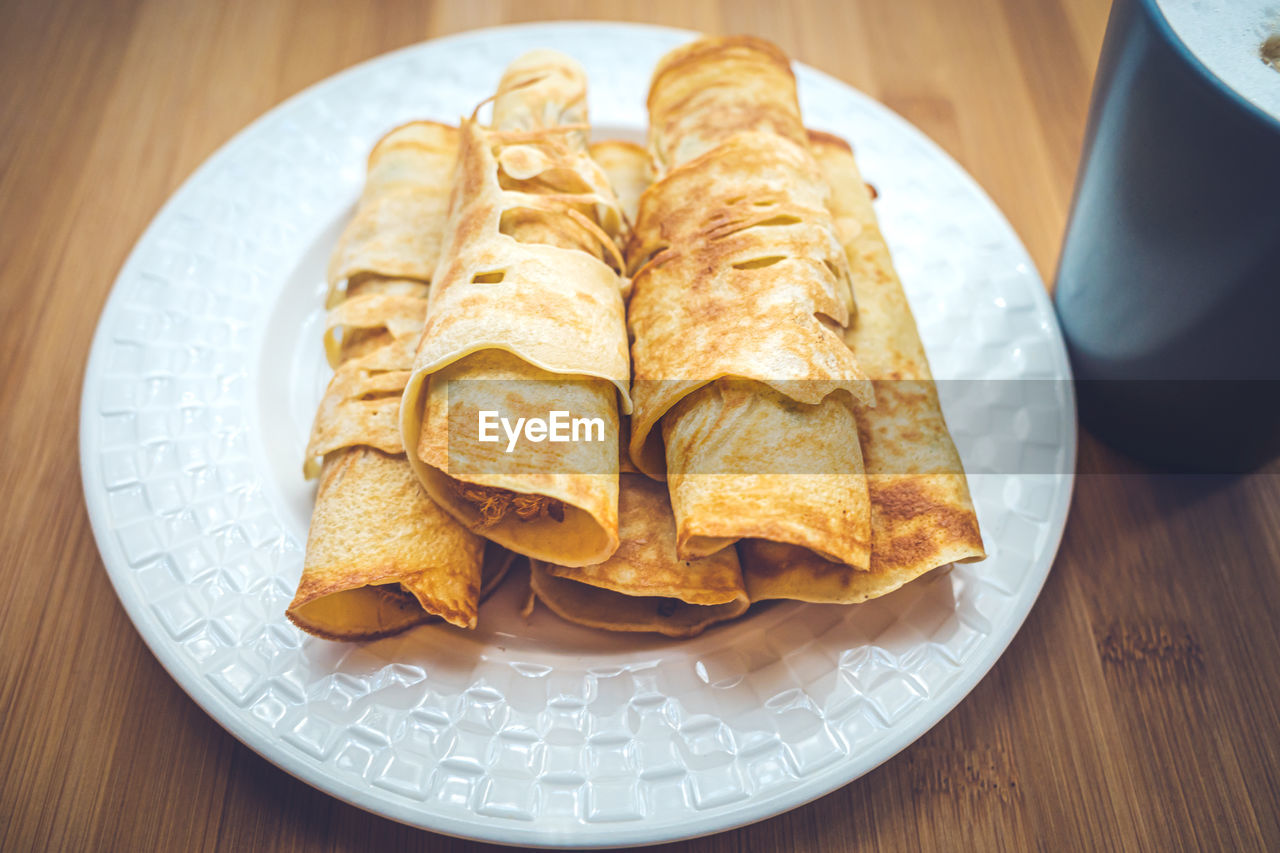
[80, 22, 1075, 848]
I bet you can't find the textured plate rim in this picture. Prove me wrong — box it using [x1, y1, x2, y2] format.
[79, 21, 1077, 849]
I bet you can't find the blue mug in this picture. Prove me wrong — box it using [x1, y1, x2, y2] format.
[1054, 0, 1280, 472]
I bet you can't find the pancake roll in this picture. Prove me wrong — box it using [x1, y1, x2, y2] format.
[737, 132, 985, 602]
[402, 51, 631, 568]
[288, 123, 502, 638]
[628, 36, 875, 573]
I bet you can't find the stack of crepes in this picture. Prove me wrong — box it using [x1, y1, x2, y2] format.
[529, 36, 985, 636]
[289, 39, 985, 643]
[287, 121, 511, 639]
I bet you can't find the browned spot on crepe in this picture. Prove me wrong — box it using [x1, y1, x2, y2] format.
[875, 478, 936, 519]
[872, 480, 983, 571]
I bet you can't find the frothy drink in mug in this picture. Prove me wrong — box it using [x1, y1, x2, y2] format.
[1155, 0, 1280, 120]
[1055, 0, 1280, 471]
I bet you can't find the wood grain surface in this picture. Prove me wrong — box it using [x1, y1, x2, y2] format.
[3, 0, 1278, 849]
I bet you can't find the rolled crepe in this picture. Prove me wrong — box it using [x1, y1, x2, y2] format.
[290, 444, 512, 638]
[326, 121, 460, 307]
[403, 51, 631, 568]
[737, 132, 985, 603]
[628, 36, 874, 569]
[289, 123, 499, 637]
[530, 473, 749, 638]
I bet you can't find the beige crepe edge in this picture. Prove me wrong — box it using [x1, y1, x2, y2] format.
[288, 536, 515, 640]
[529, 562, 749, 639]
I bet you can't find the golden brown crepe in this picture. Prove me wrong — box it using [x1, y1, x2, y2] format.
[289, 445, 511, 638]
[589, 140, 650, 225]
[628, 36, 874, 569]
[737, 131, 985, 603]
[326, 121, 460, 307]
[530, 474, 749, 637]
[646, 36, 812, 178]
[589, 139, 649, 303]
[303, 279, 429, 480]
[288, 124, 499, 637]
[403, 50, 631, 568]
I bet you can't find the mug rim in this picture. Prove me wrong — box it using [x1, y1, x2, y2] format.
[1143, 0, 1280, 137]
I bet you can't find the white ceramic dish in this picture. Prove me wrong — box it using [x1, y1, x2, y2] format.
[80, 22, 1075, 848]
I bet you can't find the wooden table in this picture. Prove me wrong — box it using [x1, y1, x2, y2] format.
[3, 0, 1278, 849]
